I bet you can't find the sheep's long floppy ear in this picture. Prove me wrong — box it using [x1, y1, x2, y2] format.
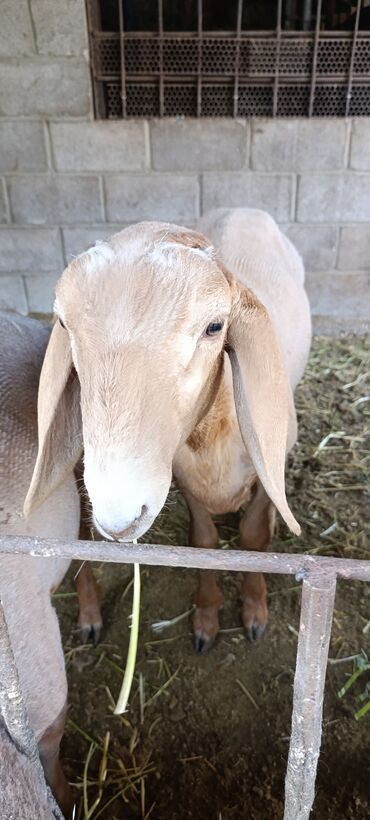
[24, 320, 82, 517]
[227, 280, 300, 535]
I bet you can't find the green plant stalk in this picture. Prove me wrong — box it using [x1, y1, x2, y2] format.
[355, 700, 370, 721]
[338, 666, 364, 698]
[114, 562, 141, 715]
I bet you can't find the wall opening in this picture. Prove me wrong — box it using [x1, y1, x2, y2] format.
[86, 0, 370, 118]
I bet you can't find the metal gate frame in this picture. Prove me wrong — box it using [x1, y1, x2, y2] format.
[0, 535, 369, 819]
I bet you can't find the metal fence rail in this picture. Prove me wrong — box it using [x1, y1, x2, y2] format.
[0, 534, 369, 819]
[86, 0, 370, 118]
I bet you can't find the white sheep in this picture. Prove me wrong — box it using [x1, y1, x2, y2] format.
[0, 311, 101, 817]
[25, 208, 311, 654]
[0, 721, 58, 819]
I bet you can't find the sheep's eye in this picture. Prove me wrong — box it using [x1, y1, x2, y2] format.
[58, 318, 66, 329]
[204, 321, 224, 337]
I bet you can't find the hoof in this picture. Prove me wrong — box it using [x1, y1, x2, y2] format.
[242, 596, 267, 643]
[78, 621, 102, 645]
[193, 632, 216, 655]
[244, 621, 266, 642]
[193, 605, 219, 655]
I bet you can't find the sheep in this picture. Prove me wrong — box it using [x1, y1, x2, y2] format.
[0, 597, 63, 820]
[25, 208, 311, 654]
[0, 311, 101, 817]
[0, 721, 58, 820]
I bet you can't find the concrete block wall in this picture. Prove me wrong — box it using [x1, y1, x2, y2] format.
[0, 0, 369, 332]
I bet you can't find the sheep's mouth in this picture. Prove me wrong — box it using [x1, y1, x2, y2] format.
[92, 517, 115, 541]
[93, 510, 154, 543]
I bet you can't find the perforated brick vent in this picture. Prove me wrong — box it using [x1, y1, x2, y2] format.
[86, 1, 370, 118]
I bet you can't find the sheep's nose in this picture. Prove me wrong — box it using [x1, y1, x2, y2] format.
[100, 505, 148, 541]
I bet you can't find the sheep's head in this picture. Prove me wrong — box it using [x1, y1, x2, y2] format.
[25, 221, 299, 539]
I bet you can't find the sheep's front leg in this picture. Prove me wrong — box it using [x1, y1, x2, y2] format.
[76, 562, 102, 644]
[185, 492, 223, 654]
[239, 481, 275, 642]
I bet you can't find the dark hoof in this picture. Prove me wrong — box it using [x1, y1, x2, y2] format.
[79, 623, 102, 645]
[193, 633, 215, 655]
[245, 622, 266, 642]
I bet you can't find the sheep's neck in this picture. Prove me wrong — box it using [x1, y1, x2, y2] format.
[187, 352, 235, 453]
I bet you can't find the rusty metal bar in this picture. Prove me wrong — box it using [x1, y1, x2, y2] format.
[308, 0, 322, 117]
[118, 0, 127, 117]
[197, 0, 203, 117]
[302, 0, 313, 30]
[0, 600, 64, 820]
[85, 0, 106, 118]
[158, 0, 164, 117]
[285, 0, 297, 31]
[0, 535, 369, 581]
[233, 0, 243, 118]
[346, 0, 362, 117]
[273, 0, 283, 117]
[284, 572, 337, 820]
[107, 29, 367, 41]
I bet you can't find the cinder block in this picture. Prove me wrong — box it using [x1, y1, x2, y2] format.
[349, 118, 370, 170]
[151, 119, 247, 171]
[62, 225, 124, 262]
[251, 119, 348, 171]
[338, 225, 370, 269]
[0, 121, 47, 172]
[30, 0, 88, 56]
[306, 272, 370, 329]
[0, 276, 28, 313]
[50, 122, 147, 172]
[0, 228, 64, 272]
[0, 61, 91, 117]
[105, 174, 199, 222]
[0, 0, 35, 57]
[297, 174, 370, 222]
[312, 315, 370, 335]
[202, 173, 292, 221]
[281, 224, 338, 272]
[9, 176, 103, 225]
[24, 273, 59, 313]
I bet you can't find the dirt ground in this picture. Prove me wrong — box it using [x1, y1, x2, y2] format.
[54, 336, 370, 820]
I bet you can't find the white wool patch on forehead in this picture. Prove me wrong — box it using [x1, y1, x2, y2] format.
[77, 240, 116, 270]
[148, 241, 215, 268]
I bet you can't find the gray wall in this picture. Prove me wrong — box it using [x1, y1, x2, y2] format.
[0, 0, 369, 332]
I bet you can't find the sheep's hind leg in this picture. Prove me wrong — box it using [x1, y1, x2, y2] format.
[184, 492, 223, 654]
[239, 480, 275, 642]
